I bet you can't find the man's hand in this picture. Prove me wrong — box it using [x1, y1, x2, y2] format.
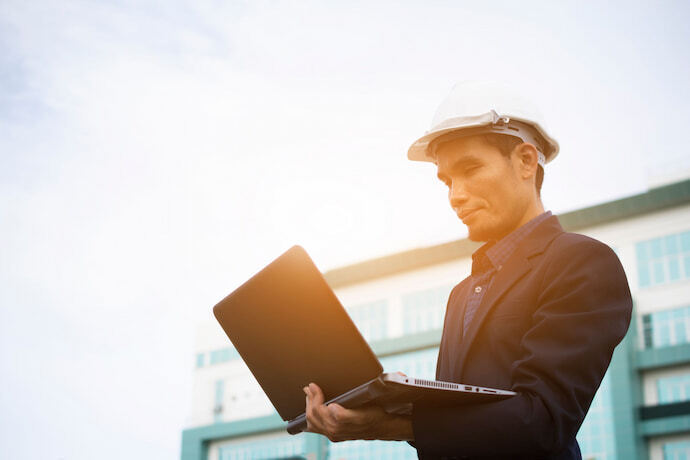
[303, 382, 414, 442]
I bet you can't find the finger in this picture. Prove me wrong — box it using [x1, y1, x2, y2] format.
[328, 403, 377, 426]
[304, 384, 319, 414]
[327, 403, 355, 425]
[324, 404, 378, 440]
[305, 384, 330, 434]
[312, 386, 344, 435]
[309, 385, 341, 433]
[303, 386, 312, 413]
[303, 387, 311, 431]
[309, 383, 326, 406]
[304, 386, 318, 432]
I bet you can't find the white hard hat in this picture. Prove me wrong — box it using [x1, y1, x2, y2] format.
[408, 81, 559, 165]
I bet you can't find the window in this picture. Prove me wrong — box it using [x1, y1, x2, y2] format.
[195, 353, 205, 368]
[401, 285, 454, 334]
[642, 306, 690, 349]
[663, 440, 690, 460]
[636, 230, 690, 288]
[346, 300, 388, 342]
[209, 347, 240, 365]
[218, 434, 305, 459]
[643, 314, 654, 349]
[329, 438, 419, 460]
[658, 374, 690, 404]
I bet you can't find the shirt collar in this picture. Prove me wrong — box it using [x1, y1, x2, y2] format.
[471, 211, 552, 276]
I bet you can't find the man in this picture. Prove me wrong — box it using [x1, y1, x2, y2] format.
[303, 82, 632, 459]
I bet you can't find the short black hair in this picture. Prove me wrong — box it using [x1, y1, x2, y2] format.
[482, 134, 544, 197]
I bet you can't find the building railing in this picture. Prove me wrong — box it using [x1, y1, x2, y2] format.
[639, 401, 690, 420]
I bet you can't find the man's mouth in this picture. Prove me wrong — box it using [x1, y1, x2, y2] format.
[458, 207, 481, 221]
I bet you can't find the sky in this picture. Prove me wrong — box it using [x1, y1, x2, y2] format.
[1, 1, 690, 459]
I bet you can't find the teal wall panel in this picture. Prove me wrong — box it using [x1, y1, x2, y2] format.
[640, 415, 690, 437]
[636, 343, 690, 370]
[609, 323, 645, 460]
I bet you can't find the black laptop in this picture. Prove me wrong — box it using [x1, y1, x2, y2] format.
[212, 245, 515, 434]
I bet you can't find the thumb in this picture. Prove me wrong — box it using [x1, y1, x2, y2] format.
[308, 383, 326, 406]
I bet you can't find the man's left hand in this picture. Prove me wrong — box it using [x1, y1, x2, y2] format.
[303, 382, 414, 442]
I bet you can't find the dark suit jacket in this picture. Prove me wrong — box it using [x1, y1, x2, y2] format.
[412, 215, 632, 460]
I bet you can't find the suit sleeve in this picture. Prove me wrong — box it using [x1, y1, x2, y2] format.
[411, 238, 633, 457]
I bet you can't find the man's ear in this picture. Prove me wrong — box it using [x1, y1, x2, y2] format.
[513, 142, 540, 179]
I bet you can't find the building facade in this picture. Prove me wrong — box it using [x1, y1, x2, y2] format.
[182, 179, 690, 460]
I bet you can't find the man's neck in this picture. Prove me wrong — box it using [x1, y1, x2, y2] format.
[516, 200, 545, 230]
[488, 200, 545, 243]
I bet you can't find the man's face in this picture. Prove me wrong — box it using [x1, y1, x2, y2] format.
[435, 135, 531, 242]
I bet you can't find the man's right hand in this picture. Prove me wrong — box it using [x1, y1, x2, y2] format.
[303, 382, 414, 442]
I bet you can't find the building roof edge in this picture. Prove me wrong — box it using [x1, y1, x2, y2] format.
[324, 179, 690, 288]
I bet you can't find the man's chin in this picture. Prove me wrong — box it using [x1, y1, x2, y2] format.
[467, 226, 490, 243]
[467, 223, 501, 242]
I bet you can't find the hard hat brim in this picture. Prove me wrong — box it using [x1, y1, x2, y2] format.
[407, 115, 559, 164]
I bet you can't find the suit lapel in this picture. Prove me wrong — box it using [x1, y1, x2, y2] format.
[453, 216, 565, 377]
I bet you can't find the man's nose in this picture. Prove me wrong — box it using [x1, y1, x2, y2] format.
[448, 181, 469, 209]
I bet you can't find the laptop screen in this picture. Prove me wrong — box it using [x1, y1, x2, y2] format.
[213, 245, 383, 421]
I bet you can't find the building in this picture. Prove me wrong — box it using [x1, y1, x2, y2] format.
[181, 178, 690, 460]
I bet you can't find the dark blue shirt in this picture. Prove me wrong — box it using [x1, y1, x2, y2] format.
[461, 211, 553, 337]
